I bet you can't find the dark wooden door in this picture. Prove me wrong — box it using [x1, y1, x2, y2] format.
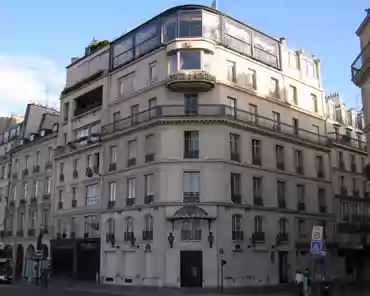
[278, 251, 288, 283]
[180, 251, 203, 287]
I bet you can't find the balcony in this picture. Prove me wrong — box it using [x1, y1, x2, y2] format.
[276, 233, 289, 244]
[27, 229, 36, 237]
[74, 86, 103, 117]
[144, 195, 154, 205]
[126, 198, 135, 207]
[145, 153, 155, 163]
[181, 229, 202, 241]
[230, 152, 240, 162]
[30, 197, 37, 205]
[106, 233, 115, 242]
[142, 230, 153, 241]
[101, 105, 328, 147]
[45, 161, 52, 170]
[298, 202, 306, 211]
[183, 192, 200, 203]
[109, 162, 117, 171]
[123, 231, 135, 242]
[232, 230, 244, 241]
[317, 170, 325, 179]
[231, 194, 241, 204]
[296, 165, 304, 175]
[33, 165, 40, 173]
[251, 232, 265, 244]
[278, 198, 286, 209]
[16, 230, 23, 237]
[276, 161, 285, 171]
[73, 170, 78, 179]
[184, 150, 199, 159]
[254, 196, 263, 206]
[107, 200, 116, 209]
[166, 71, 216, 93]
[58, 201, 63, 210]
[252, 157, 262, 166]
[351, 42, 370, 86]
[72, 199, 77, 208]
[328, 132, 367, 151]
[19, 198, 26, 206]
[22, 168, 28, 177]
[127, 158, 136, 167]
[42, 193, 51, 202]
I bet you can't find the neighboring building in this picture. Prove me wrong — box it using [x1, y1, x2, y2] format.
[54, 4, 347, 288]
[351, 8, 370, 280]
[0, 116, 24, 134]
[325, 93, 369, 280]
[0, 104, 59, 280]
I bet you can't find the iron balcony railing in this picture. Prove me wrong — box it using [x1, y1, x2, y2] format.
[328, 132, 367, 151]
[351, 42, 370, 81]
[101, 105, 328, 146]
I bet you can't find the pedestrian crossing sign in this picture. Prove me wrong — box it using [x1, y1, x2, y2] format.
[310, 241, 323, 253]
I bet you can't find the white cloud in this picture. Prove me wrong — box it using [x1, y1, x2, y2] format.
[0, 55, 65, 116]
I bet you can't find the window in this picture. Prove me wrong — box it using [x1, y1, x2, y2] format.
[277, 181, 286, 208]
[124, 217, 134, 241]
[84, 215, 99, 236]
[230, 173, 241, 203]
[292, 118, 299, 135]
[254, 216, 264, 233]
[25, 155, 29, 169]
[292, 151, 303, 175]
[316, 155, 324, 178]
[272, 111, 280, 130]
[63, 133, 67, 144]
[131, 104, 139, 124]
[72, 187, 76, 200]
[143, 214, 153, 241]
[106, 218, 115, 238]
[253, 177, 262, 204]
[278, 218, 288, 234]
[11, 184, 16, 201]
[128, 140, 137, 161]
[0, 166, 4, 179]
[30, 210, 36, 230]
[246, 68, 256, 89]
[170, 51, 202, 71]
[135, 24, 158, 57]
[149, 62, 157, 83]
[73, 158, 79, 174]
[23, 182, 28, 198]
[112, 38, 133, 68]
[149, 97, 157, 117]
[33, 180, 38, 197]
[127, 178, 136, 204]
[145, 134, 155, 157]
[184, 131, 199, 159]
[179, 10, 202, 37]
[297, 184, 305, 205]
[252, 139, 261, 165]
[86, 184, 98, 206]
[181, 219, 201, 241]
[226, 97, 237, 116]
[232, 214, 243, 241]
[288, 52, 298, 69]
[36, 151, 40, 166]
[47, 147, 52, 163]
[63, 102, 69, 122]
[270, 78, 279, 98]
[298, 220, 307, 238]
[145, 174, 154, 197]
[318, 188, 326, 212]
[119, 73, 134, 96]
[227, 61, 236, 82]
[230, 133, 240, 161]
[183, 172, 200, 203]
[311, 94, 318, 113]
[14, 159, 18, 173]
[275, 145, 285, 170]
[249, 104, 258, 123]
[18, 212, 24, 232]
[42, 209, 49, 228]
[289, 85, 298, 105]
[58, 190, 63, 203]
[109, 182, 116, 202]
[350, 155, 356, 172]
[113, 111, 121, 124]
[44, 177, 51, 194]
[59, 162, 64, 175]
[184, 94, 198, 115]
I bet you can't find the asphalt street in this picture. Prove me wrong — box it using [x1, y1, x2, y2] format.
[2, 283, 370, 296]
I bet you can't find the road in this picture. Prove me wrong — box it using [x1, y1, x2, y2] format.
[2, 282, 370, 296]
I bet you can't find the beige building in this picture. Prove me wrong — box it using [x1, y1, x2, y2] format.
[0, 104, 59, 280]
[351, 8, 370, 280]
[50, 4, 370, 288]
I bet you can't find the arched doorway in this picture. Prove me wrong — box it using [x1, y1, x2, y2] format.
[24, 245, 36, 278]
[15, 244, 24, 279]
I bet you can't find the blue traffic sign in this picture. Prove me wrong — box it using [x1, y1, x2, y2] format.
[310, 241, 323, 253]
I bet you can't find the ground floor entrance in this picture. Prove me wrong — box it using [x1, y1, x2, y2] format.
[278, 251, 288, 284]
[180, 250, 203, 287]
[51, 238, 100, 281]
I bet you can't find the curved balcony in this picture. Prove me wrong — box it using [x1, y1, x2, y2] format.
[166, 71, 216, 92]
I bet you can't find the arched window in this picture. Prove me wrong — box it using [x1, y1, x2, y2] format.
[232, 214, 243, 241]
[124, 217, 134, 241]
[143, 214, 153, 241]
[106, 218, 115, 242]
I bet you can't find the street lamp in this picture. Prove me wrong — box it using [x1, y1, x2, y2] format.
[168, 233, 174, 248]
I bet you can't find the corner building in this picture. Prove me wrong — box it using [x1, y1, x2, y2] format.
[57, 5, 343, 287]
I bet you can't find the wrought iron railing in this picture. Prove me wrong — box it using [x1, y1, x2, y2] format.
[101, 105, 328, 146]
[328, 132, 367, 151]
[351, 42, 370, 81]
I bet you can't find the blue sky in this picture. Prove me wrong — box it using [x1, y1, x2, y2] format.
[0, 0, 368, 114]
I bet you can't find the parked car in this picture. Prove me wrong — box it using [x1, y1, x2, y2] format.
[0, 259, 12, 284]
